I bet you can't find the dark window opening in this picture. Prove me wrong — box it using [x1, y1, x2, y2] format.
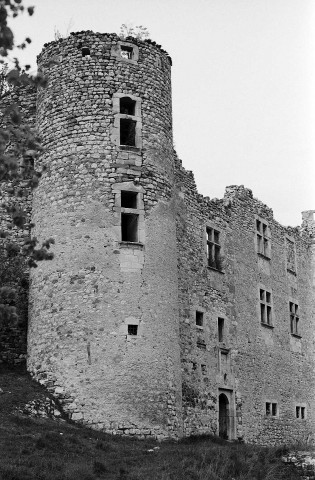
[120, 97, 136, 115]
[301, 407, 305, 419]
[256, 219, 270, 256]
[272, 403, 277, 416]
[196, 311, 204, 327]
[290, 302, 299, 335]
[266, 402, 271, 415]
[121, 213, 138, 242]
[128, 324, 138, 335]
[121, 45, 133, 60]
[260, 288, 272, 325]
[82, 47, 90, 57]
[296, 406, 300, 418]
[121, 190, 138, 209]
[206, 227, 222, 270]
[192, 362, 197, 371]
[120, 118, 136, 146]
[218, 317, 224, 342]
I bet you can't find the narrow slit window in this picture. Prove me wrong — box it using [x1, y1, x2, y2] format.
[296, 406, 300, 418]
[196, 311, 204, 327]
[120, 118, 136, 146]
[121, 191, 138, 209]
[120, 97, 136, 115]
[128, 325, 138, 336]
[121, 213, 138, 242]
[301, 407, 305, 419]
[218, 317, 224, 342]
[266, 402, 271, 415]
[272, 403, 277, 416]
[121, 45, 133, 60]
[290, 302, 299, 336]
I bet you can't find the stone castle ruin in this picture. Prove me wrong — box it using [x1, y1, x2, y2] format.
[1, 31, 315, 444]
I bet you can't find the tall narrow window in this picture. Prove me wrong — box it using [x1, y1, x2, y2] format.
[121, 213, 138, 242]
[256, 219, 270, 257]
[260, 288, 272, 326]
[218, 317, 224, 342]
[195, 311, 204, 328]
[290, 302, 299, 336]
[206, 227, 222, 270]
[120, 119, 136, 146]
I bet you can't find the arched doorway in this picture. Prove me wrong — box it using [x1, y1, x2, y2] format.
[219, 393, 230, 439]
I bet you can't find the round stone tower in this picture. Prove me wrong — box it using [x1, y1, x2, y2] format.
[27, 32, 182, 438]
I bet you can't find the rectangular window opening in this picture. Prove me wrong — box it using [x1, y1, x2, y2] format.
[266, 402, 271, 415]
[206, 227, 222, 270]
[120, 118, 136, 146]
[218, 317, 224, 342]
[121, 45, 133, 60]
[256, 219, 270, 257]
[127, 324, 138, 336]
[260, 289, 272, 326]
[290, 302, 299, 335]
[120, 96, 136, 115]
[301, 407, 305, 419]
[296, 406, 300, 418]
[272, 403, 277, 416]
[121, 213, 138, 242]
[196, 311, 204, 327]
[260, 303, 265, 323]
[121, 190, 138, 209]
[192, 362, 197, 371]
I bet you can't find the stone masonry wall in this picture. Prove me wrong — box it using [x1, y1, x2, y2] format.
[0, 86, 36, 364]
[28, 32, 182, 439]
[175, 154, 315, 445]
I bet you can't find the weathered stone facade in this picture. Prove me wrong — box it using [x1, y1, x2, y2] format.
[1, 31, 314, 444]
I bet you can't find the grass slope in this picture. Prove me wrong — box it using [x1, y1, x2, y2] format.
[0, 364, 301, 480]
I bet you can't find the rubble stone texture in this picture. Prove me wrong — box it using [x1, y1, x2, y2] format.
[2, 32, 315, 443]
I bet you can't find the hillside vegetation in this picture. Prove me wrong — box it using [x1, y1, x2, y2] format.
[0, 364, 301, 480]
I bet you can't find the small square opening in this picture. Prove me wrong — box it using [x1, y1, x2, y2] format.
[82, 46, 90, 57]
[121, 213, 138, 242]
[196, 311, 204, 327]
[120, 118, 136, 146]
[121, 191, 138, 209]
[128, 325, 138, 336]
[121, 45, 133, 60]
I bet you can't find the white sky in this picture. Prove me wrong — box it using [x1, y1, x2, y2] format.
[7, 0, 315, 226]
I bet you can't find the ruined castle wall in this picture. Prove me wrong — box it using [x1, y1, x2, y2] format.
[0, 86, 36, 363]
[175, 157, 315, 444]
[28, 33, 182, 439]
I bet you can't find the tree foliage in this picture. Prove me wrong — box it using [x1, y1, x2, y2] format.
[0, 0, 54, 328]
